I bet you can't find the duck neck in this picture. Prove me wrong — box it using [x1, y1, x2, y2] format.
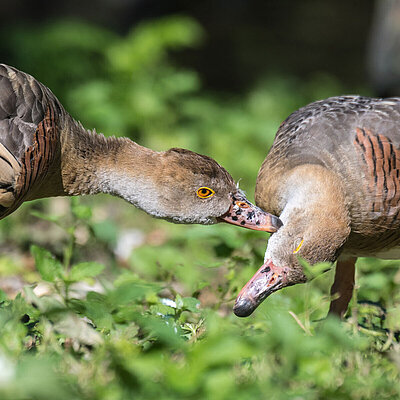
[58, 119, 164, 214]
[276, 164, 351, 263]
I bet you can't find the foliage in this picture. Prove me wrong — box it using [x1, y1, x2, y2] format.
[1, 200, 400, 400]
[0, 15, 398, 400]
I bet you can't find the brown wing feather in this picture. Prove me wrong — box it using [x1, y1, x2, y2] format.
[0, 65, 63, 219]
[5, 106, 59, 215]
[354, 127, 400, 227]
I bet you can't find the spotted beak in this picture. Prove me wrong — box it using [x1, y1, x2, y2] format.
[233, 260, 289, 317]
[218, 192, 283, 233]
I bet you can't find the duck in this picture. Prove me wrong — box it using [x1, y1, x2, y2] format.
[0, 64, 282, 233]
[234, 95, 400, 318]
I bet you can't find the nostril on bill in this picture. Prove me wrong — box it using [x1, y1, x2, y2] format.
[268, 272, 281, 285]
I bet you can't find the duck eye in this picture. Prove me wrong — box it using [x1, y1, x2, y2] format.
[196, 187, 215, 199]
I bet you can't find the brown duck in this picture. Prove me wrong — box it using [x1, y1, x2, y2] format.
[0, 64, 282, 232]
[234, 95, 400, 318]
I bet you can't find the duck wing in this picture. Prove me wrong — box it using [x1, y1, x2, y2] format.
[0, 64, 62, 217]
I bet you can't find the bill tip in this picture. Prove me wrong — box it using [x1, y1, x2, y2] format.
[233, 298, 256, 317]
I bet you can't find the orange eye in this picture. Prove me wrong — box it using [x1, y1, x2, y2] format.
[235, 201, 249, 208]
[197, 187, 215, 199]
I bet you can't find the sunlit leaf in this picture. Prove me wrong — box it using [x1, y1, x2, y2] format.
[182, 297, 200, 313]
[30, 245, 63, 282]
[68, 262, 105, 282]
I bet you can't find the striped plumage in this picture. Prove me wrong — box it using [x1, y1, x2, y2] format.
[0, 65, 66, 218]
[234, 95, 400, 317]
[0, 64, 282, 233]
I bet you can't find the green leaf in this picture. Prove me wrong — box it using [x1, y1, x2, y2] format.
[138, 314, 184, 349]
[149, 304, 176, 317]
[175, 293, 184, 310]
[0, 288, 7, 302]
[68, 262, 105, 282]
[182, 297, 200, 313]
[31, 245, 63, 282]
[109, 282, 159, 306]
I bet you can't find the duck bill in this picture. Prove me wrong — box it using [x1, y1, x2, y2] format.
[233, 260, 289, 317]
[218, 192, 282, 233]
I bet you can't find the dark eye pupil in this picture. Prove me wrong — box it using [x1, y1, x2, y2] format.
[202, 189, 208, 194]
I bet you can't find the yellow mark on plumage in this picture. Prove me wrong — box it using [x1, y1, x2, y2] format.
[293, 239, 304, 254]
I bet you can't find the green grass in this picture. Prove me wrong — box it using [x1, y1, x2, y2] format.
[0, 15, 399, 400]
[1, 199, 400, 399]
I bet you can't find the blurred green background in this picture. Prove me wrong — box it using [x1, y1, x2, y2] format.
[1, 1, 400, 399]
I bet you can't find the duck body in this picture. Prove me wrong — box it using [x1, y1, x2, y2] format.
[235, 95, 400, 317]
[0, 64, 282, 232]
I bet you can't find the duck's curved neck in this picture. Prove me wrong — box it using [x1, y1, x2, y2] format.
[271, 164, 351, 263]
[57, 118, 163, 213]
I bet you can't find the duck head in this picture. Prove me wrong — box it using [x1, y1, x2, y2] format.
[122, 147, 282, 232]
[234, 228, 307, 317]
[161, 149, 282, 231]
[233, 203, 350, 317]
